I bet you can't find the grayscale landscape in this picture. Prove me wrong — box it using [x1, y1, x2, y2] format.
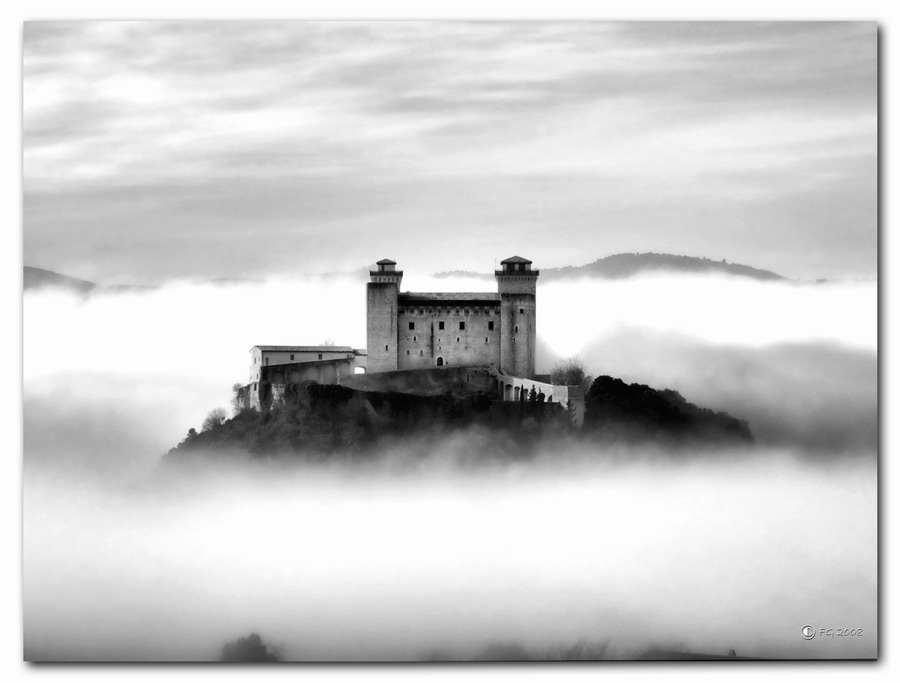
[23, 21, 876, 662]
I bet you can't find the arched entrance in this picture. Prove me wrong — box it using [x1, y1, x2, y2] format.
[436, 356, 444, 367]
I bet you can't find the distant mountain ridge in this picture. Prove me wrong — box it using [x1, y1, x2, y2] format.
[24, 266, 97, 293]
[24, 266, 159, 294]
[25, 253, 786, 295]
[434, 252, 786, 282]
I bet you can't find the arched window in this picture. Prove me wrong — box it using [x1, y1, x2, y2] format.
[436, 356, 444, 367]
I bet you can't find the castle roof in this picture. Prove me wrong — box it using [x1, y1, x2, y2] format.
[500, 255, 532, 264]
[252, 345, 356, 353]
[376, 258, 397, 265]
[399, 292, 500, 303]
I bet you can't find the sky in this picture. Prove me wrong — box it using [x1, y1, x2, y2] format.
[22, 21, 876, 284]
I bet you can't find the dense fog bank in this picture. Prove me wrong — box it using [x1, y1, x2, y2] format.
[23, 271, 878, 660]
[24, 443, 876, 661]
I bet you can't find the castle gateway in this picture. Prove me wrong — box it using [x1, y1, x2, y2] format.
[366, 256, 539, 379]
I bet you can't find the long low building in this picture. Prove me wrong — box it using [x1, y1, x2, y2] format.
[248, 345, 367, 384]
[241, 346, 368, 410]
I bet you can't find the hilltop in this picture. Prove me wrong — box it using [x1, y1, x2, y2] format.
[166, 374, 752, 463]
[583, 375, 752, 444]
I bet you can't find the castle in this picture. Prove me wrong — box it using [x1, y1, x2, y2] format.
[366, 256, 538, 376]
[240, 256, 584, 424]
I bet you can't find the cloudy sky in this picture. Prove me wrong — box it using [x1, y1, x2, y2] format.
[23, 21, 876, 284]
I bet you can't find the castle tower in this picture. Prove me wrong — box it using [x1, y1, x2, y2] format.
[496, 256, 539, 379]
[367, 259, 403, 373]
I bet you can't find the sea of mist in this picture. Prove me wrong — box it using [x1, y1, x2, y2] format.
[23, 271, 877, 660]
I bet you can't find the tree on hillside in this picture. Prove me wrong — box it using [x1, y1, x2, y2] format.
[220, 633, 282, 662]
[202, 407, 228, 431]
[231, 383, 244, 415]
[550, 356, 594, 394]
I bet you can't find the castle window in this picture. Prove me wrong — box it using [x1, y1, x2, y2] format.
[413, 336, 417, 342]
[407, 350, 410, 355]
[515, 325, 519, 333]
[419, 308, 424, 315]
[485, 337, 488, 343]
[385, 345, 389, 351]
[488, 321, 494, 331]
[439, 321, 444, 330]
[419, 350, 423, 356]
[455, 308, 460, 315]
[519, 308, 524, 314]
[409, 322, 415, 330]
[464, 308, 469, 315]
[428, 308, 433, 314]
[459, 321, 466, 331]
[318, 354, 323, 360]
[456, 337, 460, 343]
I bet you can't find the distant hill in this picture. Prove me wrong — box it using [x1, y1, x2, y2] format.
[24, 267, 160, 295]
[545, 253, 785, 281]
[434, 252, 786, 282]
[24, 266, 97, 294]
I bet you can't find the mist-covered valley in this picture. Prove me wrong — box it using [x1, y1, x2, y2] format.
[23, 270, 878, 660]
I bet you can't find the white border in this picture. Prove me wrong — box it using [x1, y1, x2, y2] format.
[4, 2, 894, 682]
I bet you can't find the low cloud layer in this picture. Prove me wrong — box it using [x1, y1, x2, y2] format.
[24, 271, 877, 456]
[24, 448, 877, 661]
